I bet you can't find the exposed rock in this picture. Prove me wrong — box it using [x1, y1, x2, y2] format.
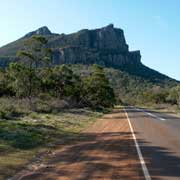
[47, 24, 141, 68]
[24, 26, 52, 38]
[0, 24, 141, 69]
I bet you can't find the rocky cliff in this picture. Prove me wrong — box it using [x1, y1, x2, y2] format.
[24, 26, 52, 38]
[0, 24, 141, 69]
[0, 24, 176, 83]
[48, 24, 141, 68]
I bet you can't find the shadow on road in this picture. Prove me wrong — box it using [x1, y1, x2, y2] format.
[17, 108, 180, 180]
[19, 133, 180, 180]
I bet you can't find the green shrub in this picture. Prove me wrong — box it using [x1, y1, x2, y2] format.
[0, 111, 8, 119]
[12, 132, 44, 149]
[29, 112, 39, 119]
[0, 105, 17, 119]
[83, 65, 115, 108]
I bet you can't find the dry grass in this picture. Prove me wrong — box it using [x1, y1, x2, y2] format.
[0, 98, 103, 179]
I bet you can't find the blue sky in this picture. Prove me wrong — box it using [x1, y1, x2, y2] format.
[0, 0, 180, 80]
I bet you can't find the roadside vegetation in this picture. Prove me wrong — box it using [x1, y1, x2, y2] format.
[143, 85, 180, 114]
[0, 36, 114, 179]
[134, 84, 180, 112]
[0, 36, 115, 110]
[71, 65, 180, 112]
[0, 107, 102, 179]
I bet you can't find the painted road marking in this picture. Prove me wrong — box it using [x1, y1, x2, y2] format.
[124, 108, 152, 180]
[135, 108, 166, 121]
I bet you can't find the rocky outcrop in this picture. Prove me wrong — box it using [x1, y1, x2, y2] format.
[24, 26, 52, 38]
[0, 24, 141, 69]
[0, 24, 177, 83]
[48, 24, 141, 68]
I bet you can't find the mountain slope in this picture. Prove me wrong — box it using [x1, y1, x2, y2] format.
[69, 64, 177, 105]
[0, 24, 177, 84]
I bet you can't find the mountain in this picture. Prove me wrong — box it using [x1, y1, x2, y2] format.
[0, 24, 177, 83]
[24, 26, 53, 38]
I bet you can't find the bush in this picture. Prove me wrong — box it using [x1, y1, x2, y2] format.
[167, 85, 180, 105]
[0, 104, 17, 119]
[12, 132, 44, 149]
[0, 97, 30, 119]
[83, 65, 115, 108]
[0, 121, 44, 149]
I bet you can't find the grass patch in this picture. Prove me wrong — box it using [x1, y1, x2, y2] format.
[0, 107, 102, 179]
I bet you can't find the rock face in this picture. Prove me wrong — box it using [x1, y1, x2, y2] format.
[24, 26, 52, 38]
[47, 24, 141, 68]
[0, 24, 141, 69]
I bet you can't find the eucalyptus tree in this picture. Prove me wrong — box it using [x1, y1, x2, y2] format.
[8, 36, 52, 108]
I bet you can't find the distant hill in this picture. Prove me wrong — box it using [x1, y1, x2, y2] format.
[70, 64, 178, 105]
[0, 24, 177, 84]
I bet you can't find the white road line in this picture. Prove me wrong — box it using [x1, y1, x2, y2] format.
[135, 108, 166, 121]
[124, 108, 152, 180]
[158, 117, 166, 121]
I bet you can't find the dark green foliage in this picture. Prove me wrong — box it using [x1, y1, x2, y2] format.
[17, 35, 50, 67]
[39, 64, 115, 108]
[6, 36, 52, 110]
[41, 65, 82, 99]
[0, 121, 46, 149]
[0, 104, 17, 119]
[167, 85, 180, 105]
[0, 108, 101, 152]
[141, 87, 169, 104]
[0, 69, 14, 96]
[69, 65, 179, 106]
[83, 65, 115, 108]
[8, 63, 39, 97]
[1, 37, 115, 109]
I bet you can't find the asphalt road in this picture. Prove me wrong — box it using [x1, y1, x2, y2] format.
[125, 106, 180, 180]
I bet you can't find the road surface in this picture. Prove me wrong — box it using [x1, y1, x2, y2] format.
[14, 107, 180, 180]
[126, 106, 180, 180]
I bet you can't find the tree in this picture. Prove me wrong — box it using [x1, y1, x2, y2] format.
[8, 63, 39, 98]
[8, 36, 51, 108]
[18, 36, 50, 68]
[83, 64, 115, 108]
[167, 85, 180, 105]
[0, 68, 14, 96]
[41, 65, 82, 100]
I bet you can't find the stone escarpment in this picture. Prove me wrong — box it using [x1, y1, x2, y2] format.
[0, 24, 141, 69]
[48, 24, 141, 68]
[0, 24, 176, 82]
[24, 26, 52, 38]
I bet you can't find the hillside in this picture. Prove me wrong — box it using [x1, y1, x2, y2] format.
[69, 64, 177, 105]
[0, 24, 177, 84]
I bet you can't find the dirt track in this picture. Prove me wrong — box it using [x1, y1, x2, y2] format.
[15, 109, 144, 180]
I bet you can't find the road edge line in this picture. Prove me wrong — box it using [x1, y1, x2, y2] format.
[124, 108, 152, 180]
[135, 107, 166, 121]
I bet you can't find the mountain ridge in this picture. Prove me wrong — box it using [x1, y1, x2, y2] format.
[0, 24, 177, 83]
[23, 26, 53, 38]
